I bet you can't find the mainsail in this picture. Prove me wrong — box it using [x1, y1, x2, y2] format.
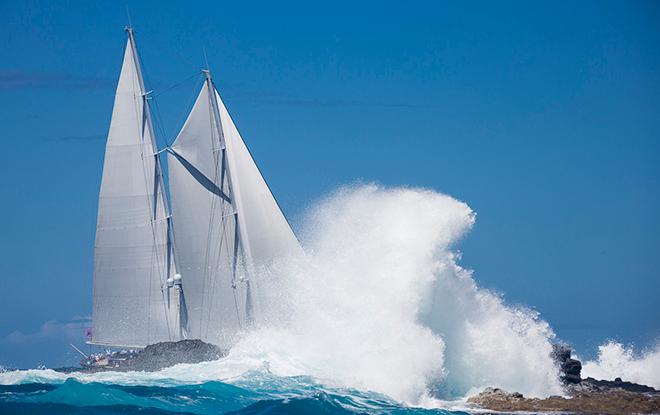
[168, 72, 300, 348]
[92, 29, 183, 348]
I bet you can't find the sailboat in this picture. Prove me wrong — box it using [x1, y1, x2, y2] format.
[89, 28, 299, 359]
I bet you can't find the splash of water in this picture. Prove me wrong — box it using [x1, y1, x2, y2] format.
[0, 184, 564, 405]
[582, 341, 660, 389]
[237, 184, 562, 402]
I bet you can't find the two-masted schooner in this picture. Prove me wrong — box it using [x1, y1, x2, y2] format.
[89, 28, 299, 354]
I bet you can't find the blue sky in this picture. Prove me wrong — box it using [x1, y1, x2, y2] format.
[0, 0, 658, 368]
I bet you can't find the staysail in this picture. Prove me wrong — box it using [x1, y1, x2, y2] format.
[91, 29, 183, 348]
[168, 72, 300, 348]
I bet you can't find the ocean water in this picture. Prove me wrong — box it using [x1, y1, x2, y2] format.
[2, 184, 656, 414]
[0, 368, 470, 415]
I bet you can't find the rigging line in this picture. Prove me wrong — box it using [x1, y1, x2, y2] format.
[206, 74, 247, 327]
[204, 198, 234, 340]
[231, 222, 242, 328]
[150, 98, 169, 147]
[205, 175, 235, 339]
[154, 141, 179, 316]
[129, 32, 173, 340]
[208, 77, 256, 294]
[167, 77, 206, 148]
[153, 72, 202, 97]
[132, 48, 171, 150]
[200, 193, 217, 339]
[197, 93, 219, 338]
[125, 5, 133, 29]
[139, 98, 169, 338]
[142, 102, 171, 342]
[159, 255, 173, 341]
[204, 85, 227, 338]
[212, 99, 242, 329]
[203, 47, 210, 71]
[202, 94, 226, 339]
[127, 45, 160, 343]
[152, 135, 178, 288]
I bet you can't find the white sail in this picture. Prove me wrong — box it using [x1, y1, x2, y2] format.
[168, 74, 299, 348]
[215, 89, 301, 266]
[92, 31, 181, 348]
[168, 82, 245, 346]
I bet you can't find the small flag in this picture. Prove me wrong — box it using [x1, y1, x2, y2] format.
[85, 327, 93, 339]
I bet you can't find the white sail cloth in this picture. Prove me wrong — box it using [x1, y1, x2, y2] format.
[92, 36, 179, 348]
[168, 81, 300, 348]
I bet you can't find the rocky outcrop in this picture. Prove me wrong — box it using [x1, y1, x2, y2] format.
[552, 343, 582, 384]
[468, 386, 660, 415]
[467, 343, 660, 414]
[552, 343, 656, 393]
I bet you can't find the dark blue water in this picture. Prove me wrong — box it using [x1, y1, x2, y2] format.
[0, 372, 469, 415]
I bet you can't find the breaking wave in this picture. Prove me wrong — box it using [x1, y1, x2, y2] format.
[0, 184, 564, 412]
[235, 184, 562, 402]
[582, 341, 660, 389]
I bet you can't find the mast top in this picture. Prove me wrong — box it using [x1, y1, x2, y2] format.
[125, 26, 136, 43]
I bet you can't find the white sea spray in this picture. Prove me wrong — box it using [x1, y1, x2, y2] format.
[582, 341, 660, 389]
[235, 184, 563, 402]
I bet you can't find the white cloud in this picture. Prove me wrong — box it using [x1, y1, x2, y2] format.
[1, 317, 91, 345]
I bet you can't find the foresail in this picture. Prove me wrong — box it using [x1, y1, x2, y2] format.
[92, 36, 179, 348]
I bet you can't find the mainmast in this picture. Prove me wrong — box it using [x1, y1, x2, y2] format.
[167, 55, 300, 348]
[202, 69, 255, 321]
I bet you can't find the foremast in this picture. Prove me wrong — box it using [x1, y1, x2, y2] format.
[91, 28, 187, 348]
[125, 27, 188, 341]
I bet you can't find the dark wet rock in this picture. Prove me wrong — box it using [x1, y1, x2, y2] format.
[552, 343, 582, 384]
[569, 376, 658, 394]
[551, 343, 572, 362]
[468, 386, 660, 414]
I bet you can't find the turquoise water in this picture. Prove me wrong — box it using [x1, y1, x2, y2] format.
[0, 371, 468, 415]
